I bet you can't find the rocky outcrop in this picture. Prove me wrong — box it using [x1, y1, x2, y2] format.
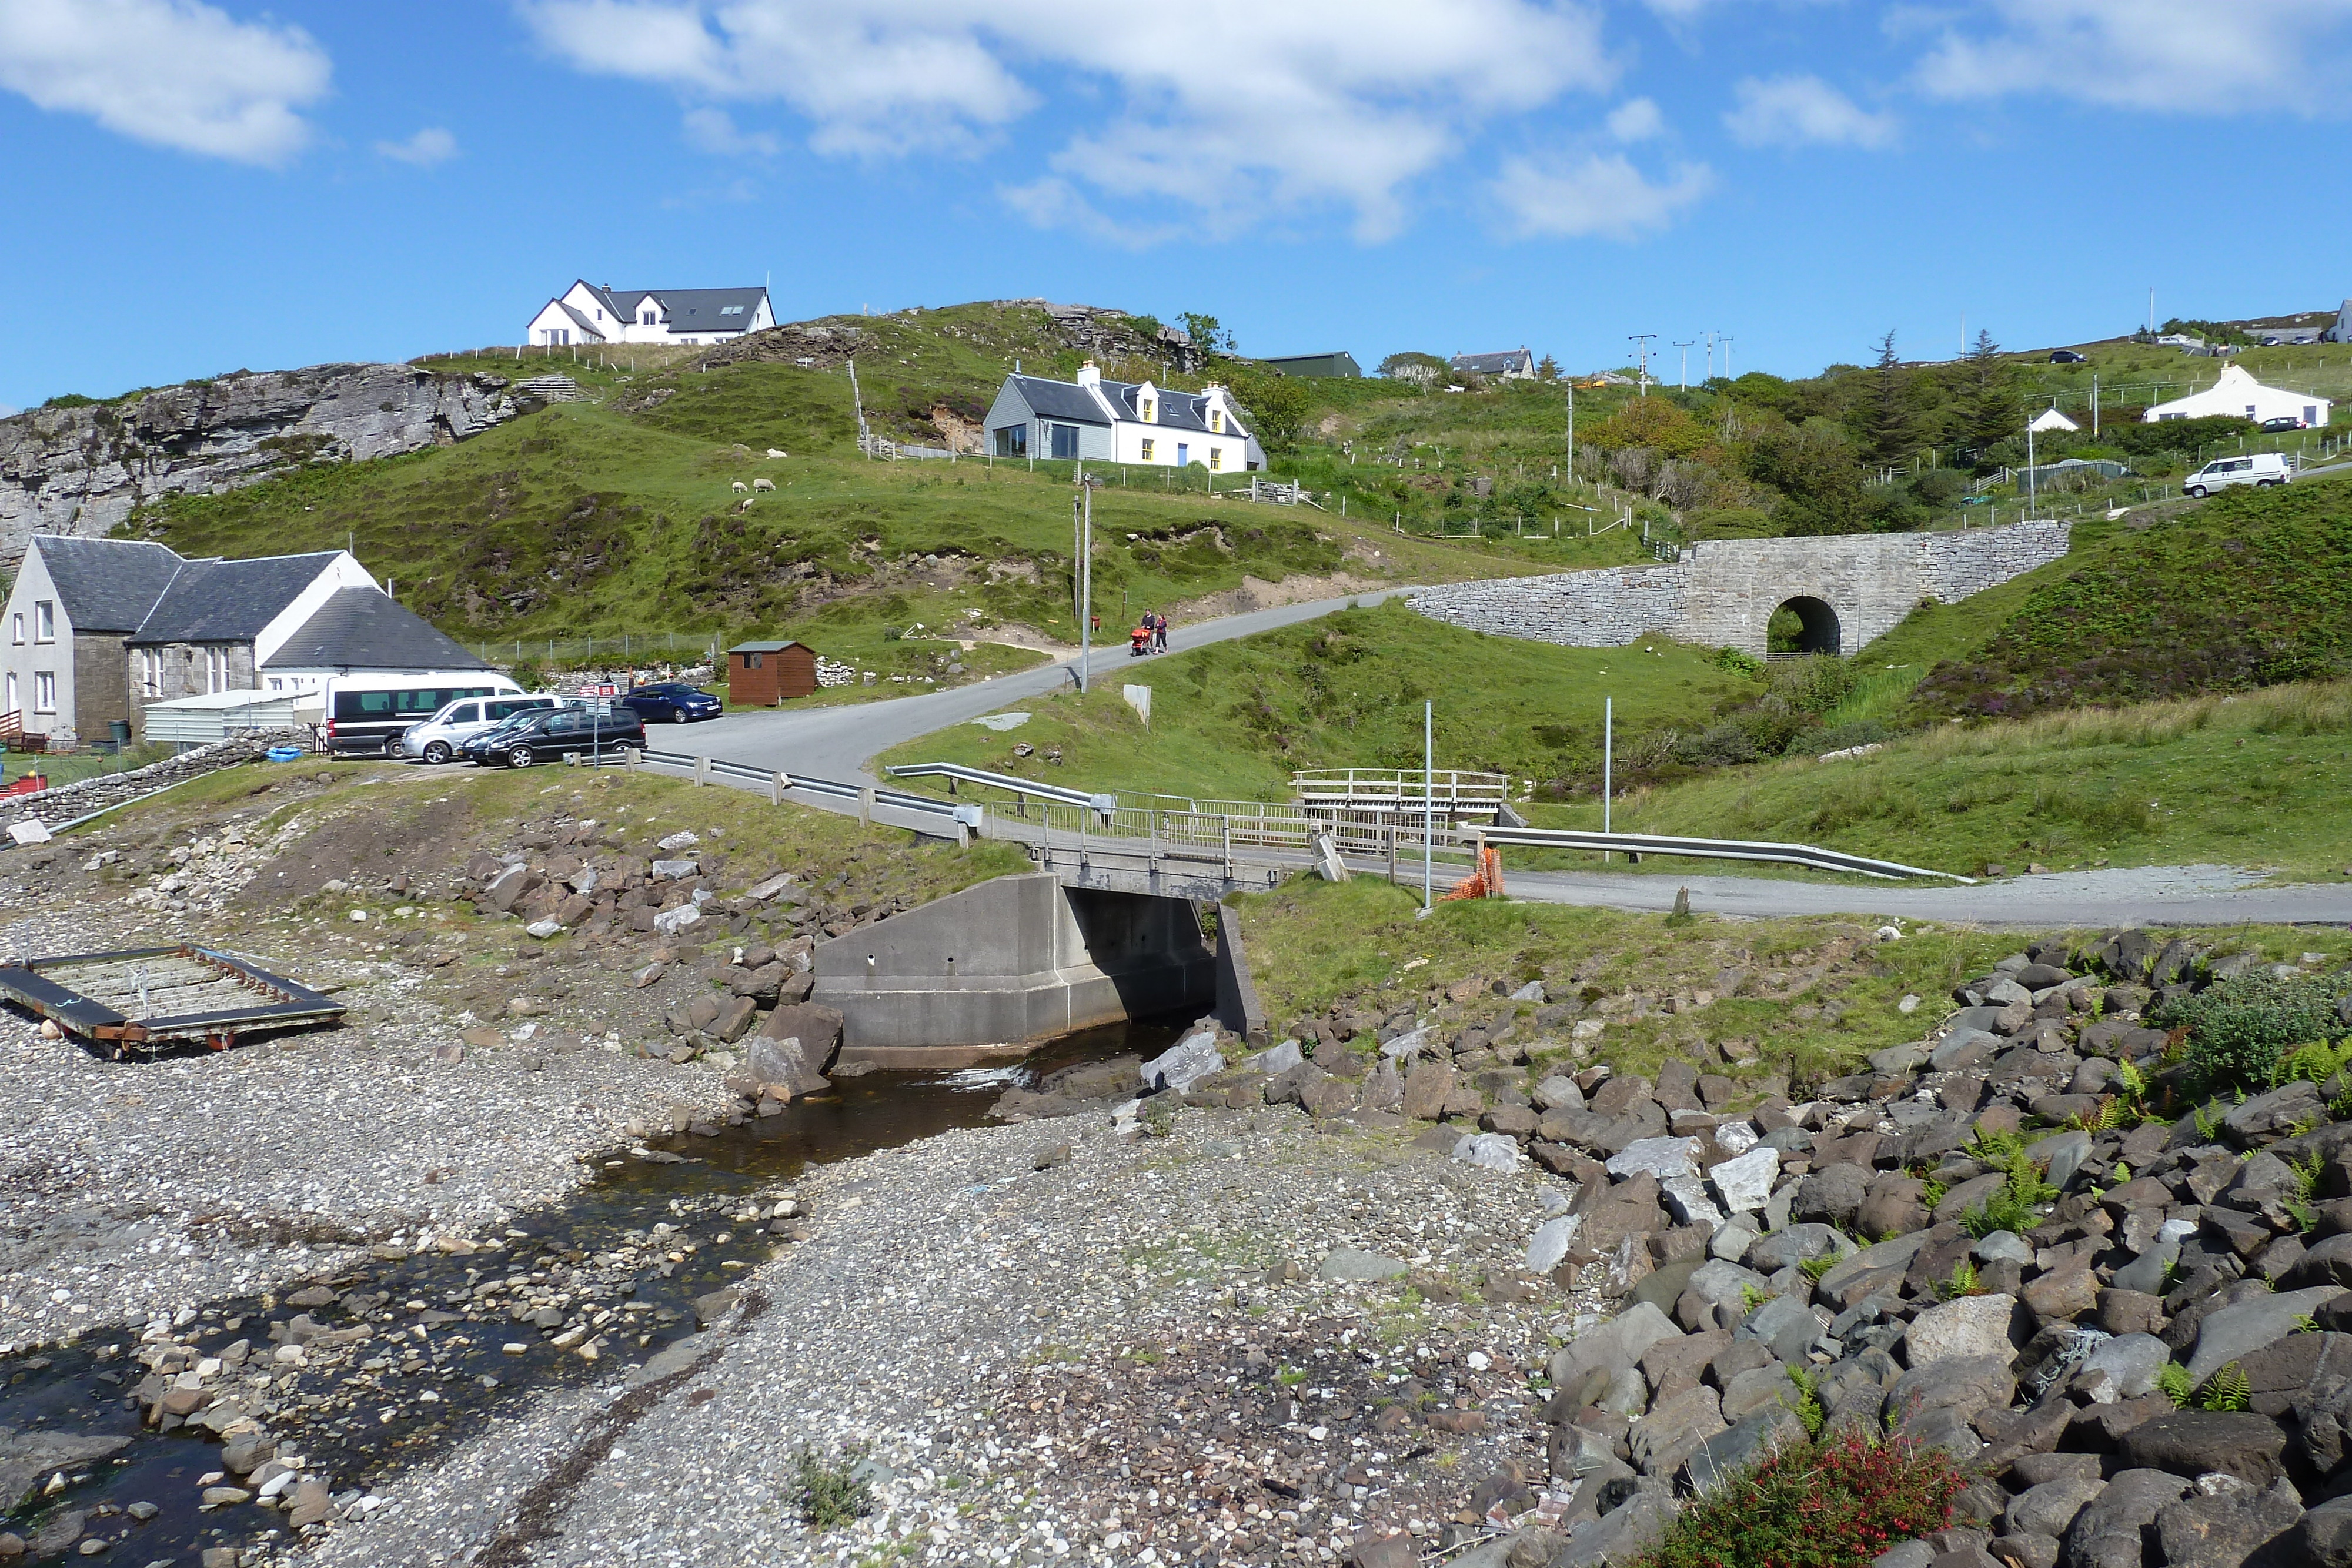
[0, 363, 518, 565]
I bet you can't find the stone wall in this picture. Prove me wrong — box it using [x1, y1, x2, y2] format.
[4, 731, 308, 834]
[1405, 521, 2070, 656]
[0, 365, 518, 567]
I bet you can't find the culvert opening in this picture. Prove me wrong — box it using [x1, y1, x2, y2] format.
[1766, 596, 1842, 656]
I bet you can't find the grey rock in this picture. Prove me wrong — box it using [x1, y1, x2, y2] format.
[1606, 1136, 1700, 1182]
[2224, 1080, 2326, 1145]
[1453, 1133, 1524, 1172]
[2078, 1333, 2170, 1402]
[1708, 1146, 1780, 1213]
[1534, 1074, 1586, 1112]
[1870, 1546, 1936, 1568]
[2152, 1476, 2303, 1568]
[1931, 1028, 2003, 1071]
[1553, 1486, 1676, 1567]
[1886, 1353, 2015, 1428]
[2026, 1128, 2093, 1193]
[2120, 1410, 2289, 1488]
[1816, 1230, 1932, 1299]
[1684, 1258, 1775, 1313]
[1719, 1363, 1798, 1422]
[2185, 1285, 2344, 1384]
[1318, 1249, 1408, 1281]
[1710, 1213, 1762, 1263]
[1681, 1405, 1805, 1495]
[1746, 1222, 1855, 1272]
[1740, 1294, 1828, 1365]
[1629, 1386, 1726, 1476]
[1249, 1039, 1305, 1075]
[1141, 1030, 1225, 1093]
[1973, 1231, 2034, 1266]
[2063, 1468, 2191, 1568]
[2007, 1475, 2106, 1540]
[1905, 1293, 2023, 1367]
[2301, 1493, 2352, 1567]
[0, 1430, 131, 1513]
[1549, 1301, 1682, 1393]
[1793, 1162, 1873, 1225]
[1528, 1215, 1582, 1274]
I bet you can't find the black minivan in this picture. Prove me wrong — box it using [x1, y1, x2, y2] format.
[466, 706, 647, 768]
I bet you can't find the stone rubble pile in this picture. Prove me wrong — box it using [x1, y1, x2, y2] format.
[1169, 931, 2352, 1567]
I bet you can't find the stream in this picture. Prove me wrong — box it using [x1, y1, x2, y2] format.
[0, 1019, 1179, 1566]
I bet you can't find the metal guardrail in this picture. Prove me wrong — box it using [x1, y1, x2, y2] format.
[1476, 825, 1975, 882]
[1289, 767, 1508, 811]
[882, 761, 1113, 813]
[634, 748, 1969, 886]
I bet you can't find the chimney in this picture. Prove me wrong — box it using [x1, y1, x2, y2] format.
[1075, 360, 1101, 387]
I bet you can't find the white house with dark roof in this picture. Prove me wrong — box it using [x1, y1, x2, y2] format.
[981, 362, 1264, 473]
[2, 536, 486, 748]
[1449, 347, 1536, 381]
[524, 281, 774, 347]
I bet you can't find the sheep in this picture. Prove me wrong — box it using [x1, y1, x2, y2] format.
[731, 480, 749, 494]
[735, 496, 756, 513]
[766, 447, 787, 459]
[753, 477, 775, 492]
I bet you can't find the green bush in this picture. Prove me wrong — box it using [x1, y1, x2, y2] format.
[1633, 1427, 1963, 1568]
[793, 1447, 875, 1531]
[2154, 972, 2343, 1090]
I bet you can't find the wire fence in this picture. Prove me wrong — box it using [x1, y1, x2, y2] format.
[469, 633, 722, 667]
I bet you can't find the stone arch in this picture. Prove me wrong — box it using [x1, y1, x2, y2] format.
[1768, 595, 1842, 656]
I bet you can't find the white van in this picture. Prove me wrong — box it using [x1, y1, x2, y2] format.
[323, 673, 523, 758]
[397, 693, 567, 764]
[2184, 452, 2291, 497]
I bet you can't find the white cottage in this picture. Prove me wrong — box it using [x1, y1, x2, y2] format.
[2146, 363, 2331, 428]
[980, 363, 1265, 473]
[524, 282, 774, 347]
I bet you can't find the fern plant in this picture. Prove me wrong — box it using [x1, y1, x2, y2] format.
[1942, 1261, 1982, 1300]
[1783, 1365, 1826, 1439]
[2198, 1363, 2251, 1412]
[2157, 1361, 2194, 1407]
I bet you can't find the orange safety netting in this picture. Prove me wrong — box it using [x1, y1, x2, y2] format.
[1440, 845, 1505, 901]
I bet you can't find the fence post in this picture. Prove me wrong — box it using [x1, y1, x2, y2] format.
[858, 786, 874, 826]
[624, 747, 636, 775]
[771, 769, 785, 806]
[694, 755, 709, 787]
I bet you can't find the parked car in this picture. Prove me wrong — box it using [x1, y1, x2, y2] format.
[324, 673, 523, 758]
[399, 694, 564, 764]
[463, 706, 645, 768]
[619, 681, 723, 724]
[2048, 350, 2087, 364]
[2183, 451, 2292, 497]
[2260, 416, 2305, 433]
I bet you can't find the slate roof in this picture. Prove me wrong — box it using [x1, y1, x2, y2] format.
[262, 588, 490, 671]
[729, 640, 807, 654]
[1002, 374, 1253, 440]
[1006, 374, 1117, 425]
[1450, 349, 1534, 376]
[29, 536, 185, 633]
[128, 553, 343, 644]
[650, 288, 767, 335]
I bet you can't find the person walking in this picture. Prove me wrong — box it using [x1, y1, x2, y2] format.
[1152, 611, 1169, 652]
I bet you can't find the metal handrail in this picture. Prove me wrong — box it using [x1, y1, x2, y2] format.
[881, 761, 1112, 811]
[1475, 825, 1974, 882]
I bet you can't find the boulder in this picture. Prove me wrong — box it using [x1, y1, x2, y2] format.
[1454, 1133, 1524, 1172]
[1629, 1386, 1726, 1476]
[1549, 1301, 1682, 1392]
[1905, 1294, 2024, 1368]
[2005, 1475, 2105, 1540]
[2061, 1467, 2191, 1568]
[1402, 1062, 1455, 1121]
[2120, 1410, 2288, 1488]
[2224, 1079, 2326, 1145]
[1318, 1249, 1408, 1282]
[2076, 1334, 2169, 1402]
[1527, 1216, 1582, 1275]
[1740, 1295, 1828, 1366]
[1681, 1405, 1805, 1496]
[1794, 1162, 1873, 1226]
[2184, 1285, 2347, 1384]
[2302, 1494, 2352, 1567]
[1886, 1353, 2014, 1428]
[1607, 1136, 1701, 1182]
[1140, 1031, 1225, 1094]
[2152, 1477, 2303, 1568]
[1708, 1147, 1780, 1213]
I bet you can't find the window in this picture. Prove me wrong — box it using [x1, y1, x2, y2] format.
[993, 425, 1028, 457]
[34, 671, 55, 713]
[1210, 447, 1224, 470]
[138, 648, 162, 697]
[1049, 423, 1080, 460]
[34, 601, 54, 642]
[745, 652, 764, 669]
[3, 672, 14, 713]
[720, 305, 745, 316]
[268, 678, 283, 692]
[1140, 438, 1155, 461]
[9, 611, 20, 644]
[1141, 399, 1154, 421]
[204, 647, 228, 693]
[642, 309, 657, 325]
[1210, 409, 1224, 433]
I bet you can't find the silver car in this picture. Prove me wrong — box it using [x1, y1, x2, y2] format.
[399, 694, 563, 764]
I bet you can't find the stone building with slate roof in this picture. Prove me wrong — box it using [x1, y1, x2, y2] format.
[981, 362, 1265, 473]
[524, 280, 774, 347]
[2, 535, 485, 747]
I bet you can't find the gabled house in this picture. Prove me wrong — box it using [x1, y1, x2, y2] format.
[2, 536, 488, 748]
[1449, 348, 1536, 381]
[524, 281, 774, 347]
[981, 362, 1265, 473]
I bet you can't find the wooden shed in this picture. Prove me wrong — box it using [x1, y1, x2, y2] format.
[727, 640, 817, 704]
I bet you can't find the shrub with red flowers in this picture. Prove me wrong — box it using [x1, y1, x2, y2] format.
[1634, 1427, 1965, 1568]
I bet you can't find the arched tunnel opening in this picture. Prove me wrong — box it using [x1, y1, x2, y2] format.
[1767, 596, 1842, 656]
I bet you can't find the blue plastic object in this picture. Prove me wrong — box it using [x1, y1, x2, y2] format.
[265, 746, 305, 763]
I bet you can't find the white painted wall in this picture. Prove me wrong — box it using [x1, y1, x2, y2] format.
[0, 540, 69, 735]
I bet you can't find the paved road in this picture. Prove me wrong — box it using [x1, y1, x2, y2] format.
[648, 583, 2352, 929]
[679, 587, 1415, 780]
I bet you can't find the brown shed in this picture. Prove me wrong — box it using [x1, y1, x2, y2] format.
[726, 640, 817, 705]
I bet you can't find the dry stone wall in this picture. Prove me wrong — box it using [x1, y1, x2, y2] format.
[0, 365, 517, 567]
[1406, 521, 2069, 656]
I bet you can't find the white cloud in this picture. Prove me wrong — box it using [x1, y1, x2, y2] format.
[375, 126, 458, 166]
[0, 0, 329, 165]
[519, 0, 1619, 240]
[1489, 151, 1712, 239]
[681, 106, 777, 155]
[998, 177, 1184, 250]
[1606, 97, 1665, 141]
[1913, 1, 2352, 113]
[1724, 74, 1896, 147]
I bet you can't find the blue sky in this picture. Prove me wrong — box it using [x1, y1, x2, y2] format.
[3, 0, 2349, 412]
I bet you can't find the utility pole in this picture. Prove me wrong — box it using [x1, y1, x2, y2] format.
[1674, 340, 1693, 390]
[1565, 381, 1575, 474]
[1602, 696, 1613, 864]
[1073, 472, 1094, 693]
[1720, 335, 1734, 382]
[1421, 701, 1434, 916]
[2026, 417, 2037, 520]
[1704, 331, 1715, 383]
[1629, 335, 1656, 396]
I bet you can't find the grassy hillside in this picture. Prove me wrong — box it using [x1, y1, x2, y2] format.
[877, 596, 1764, 801]
[1912, 477, 2352, 718]
[1572, 680, 2352, 880]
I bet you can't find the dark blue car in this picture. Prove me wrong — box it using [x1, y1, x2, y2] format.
[620, 681, 723, 724]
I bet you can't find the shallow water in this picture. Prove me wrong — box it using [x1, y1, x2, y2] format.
[0, 1017, 1178, 1564]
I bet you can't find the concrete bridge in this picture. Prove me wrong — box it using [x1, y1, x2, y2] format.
[1404, 521, 2070, 656]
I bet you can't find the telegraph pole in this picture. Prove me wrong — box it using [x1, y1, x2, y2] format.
[1073, 471, 1094, 693]
[1629, 335, 1656, 396]
[1674, 340, 1693, 390]
[1720, 335, 1735, 381]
